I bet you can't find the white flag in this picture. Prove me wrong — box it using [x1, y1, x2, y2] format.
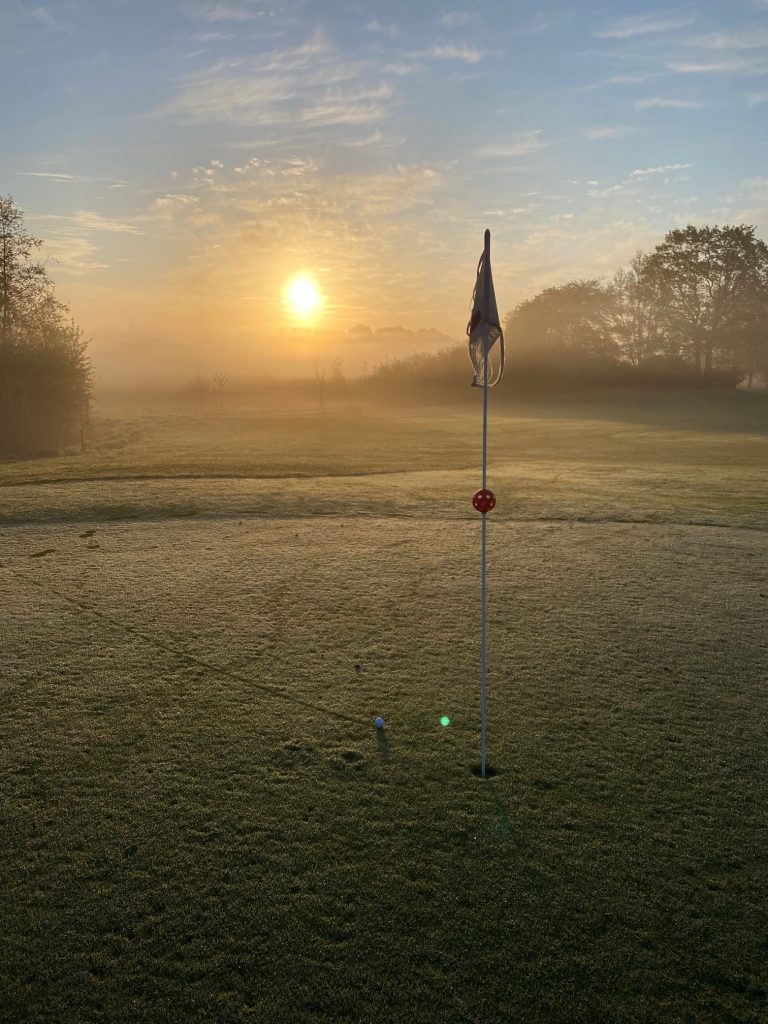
[466, 242, 504, 387]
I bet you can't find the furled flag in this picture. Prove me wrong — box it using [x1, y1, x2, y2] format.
[466, 243, 504, 387]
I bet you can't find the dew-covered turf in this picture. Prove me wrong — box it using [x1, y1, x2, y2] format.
[1, 392, 767, 1023]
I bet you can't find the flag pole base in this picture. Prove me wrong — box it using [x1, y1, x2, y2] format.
[470, 763, 498, 779]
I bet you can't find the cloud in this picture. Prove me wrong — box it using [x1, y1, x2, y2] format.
[595, 13, 692, 39]
[583, 125, 634, 140]
[157, 32, 394, 129]
[42, 236, 108, 275]
[366, 20, 400, 38]
[524, 12, 554, 33]
[687, 26, 768, 50]
[635, 97, 705, 110]
[587, 183, 626, 197]
[16, 171, 129, 185]
[420, 42, 484, 63]
[299, 85, 393, 127]
[439, 12, 472, 28]
[342, 130, 385, 147]
[746, 91, 768, 105]
[669, 56, 768, 74]
[37, 210, 142, 234]
[742, 176, 768, 198]
[478, 131, 548, 157]
[182, 1, 271, 22]
[631, 163, 692, 176]
[482, 207, 533, 216]
[26, 5, 72, 33]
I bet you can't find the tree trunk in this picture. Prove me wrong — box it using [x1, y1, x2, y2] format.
[704, 342, 713, 379]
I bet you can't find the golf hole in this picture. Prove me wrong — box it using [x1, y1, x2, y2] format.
[470, 764, 498, 779]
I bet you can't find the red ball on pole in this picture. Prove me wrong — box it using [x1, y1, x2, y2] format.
[472, 488, 496, 514]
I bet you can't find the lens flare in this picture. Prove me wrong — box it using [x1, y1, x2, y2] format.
[440, 716, 451, 727]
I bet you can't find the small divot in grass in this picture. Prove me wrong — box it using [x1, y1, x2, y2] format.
[28, 549, 55, 558]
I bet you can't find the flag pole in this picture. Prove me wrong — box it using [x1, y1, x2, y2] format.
[480, 228, 490, 779]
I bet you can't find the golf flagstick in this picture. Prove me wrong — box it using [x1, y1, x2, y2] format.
[467, 229, 504, 779]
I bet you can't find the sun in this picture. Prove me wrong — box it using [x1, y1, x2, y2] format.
[286, 275, 322, 319]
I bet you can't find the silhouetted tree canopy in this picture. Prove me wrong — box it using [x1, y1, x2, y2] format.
[363, 223, 768, 401]
[501, 223, 768, 389]
[638, 224, 768, 380]
[0, 196, 91, 455]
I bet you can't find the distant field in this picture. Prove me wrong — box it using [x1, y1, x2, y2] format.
[1, 390, 767, 1023]
[1, 389, 767, 528]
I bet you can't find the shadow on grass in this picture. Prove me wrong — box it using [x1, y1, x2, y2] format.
[376, 730, 391, 763]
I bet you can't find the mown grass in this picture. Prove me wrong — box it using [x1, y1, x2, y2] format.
[1, 390, 767, 530]
[1, 390, 767, 1023]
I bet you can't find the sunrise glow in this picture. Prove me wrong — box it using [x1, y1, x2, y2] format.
[287, 276, 322, 320]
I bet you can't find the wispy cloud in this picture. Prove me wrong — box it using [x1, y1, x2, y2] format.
[41, 236, 108, 275]
[420, 41, 484, 63]
[746, 91, 768, 105]
[158, 32, 393, 129]
[478, 131, 548, 158]
[366, 20, 400, 39]
[439, 12, 472, 28]
[687, 26, 768, 50]
[299, 85, 392, 127]
[670, 57, 768, 74]
[26, 5, 73, 34]
[584, 125, 634, 140]
[595, 13, 693, 39]
[182, 1, 271, 22]
[341, 129, 385, 147]
[587, 183, 627, 197]
[37, 210, 142, 234]
[631, 163, 692, 176]
[17, 171, 129, 185]
[635, 97, 705, 110]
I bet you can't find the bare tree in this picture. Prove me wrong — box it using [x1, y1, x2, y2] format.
[186, 373, 211, 416]
[314, 358, 327, 414]
[212, 372, 229, 413]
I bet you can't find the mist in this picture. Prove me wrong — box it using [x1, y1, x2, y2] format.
[89, 324, 461, 390]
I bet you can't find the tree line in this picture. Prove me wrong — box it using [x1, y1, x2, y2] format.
[504, 224, 768, 389]
[359, 223, 768, 403]
[1, 196, 91, 456]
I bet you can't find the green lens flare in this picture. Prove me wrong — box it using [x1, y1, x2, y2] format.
[440, 716, 451, 727]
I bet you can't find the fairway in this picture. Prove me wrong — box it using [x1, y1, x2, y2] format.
[2, 395, 767, 1023]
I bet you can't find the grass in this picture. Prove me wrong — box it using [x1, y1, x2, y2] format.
[1, 389, 767, 1023]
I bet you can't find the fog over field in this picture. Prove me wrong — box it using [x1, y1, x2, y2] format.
[3, 1, 768, 1022]
[90, 324, 459, 387]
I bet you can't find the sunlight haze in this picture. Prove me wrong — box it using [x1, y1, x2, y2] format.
[1, 0, 766, 379]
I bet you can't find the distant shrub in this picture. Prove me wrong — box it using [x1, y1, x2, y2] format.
[356, 342, 745, 405]
[0, 324, 91, 456]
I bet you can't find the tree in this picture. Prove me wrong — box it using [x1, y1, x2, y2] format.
[639, 225, 768, 379]
[314, 357, 326, 413]
[504, 279, 621, 380]
[0, 196, 47, 346]
[609, 256, 665, 367]
[0, 196, 91, 455]
[212, 372, 229, 413]
[733, 286, 768, 388]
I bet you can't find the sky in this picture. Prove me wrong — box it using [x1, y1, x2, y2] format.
[2, 0, 767, 379]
